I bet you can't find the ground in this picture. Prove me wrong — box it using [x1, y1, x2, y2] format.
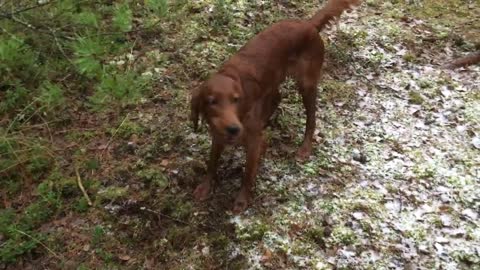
[1, 0, 479, 269]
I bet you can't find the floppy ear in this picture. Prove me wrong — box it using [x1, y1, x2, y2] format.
[190, 86, 203, 132]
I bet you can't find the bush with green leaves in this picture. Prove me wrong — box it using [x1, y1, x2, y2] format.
[0, 1, 171, 264]
[0, 0, 166, 117]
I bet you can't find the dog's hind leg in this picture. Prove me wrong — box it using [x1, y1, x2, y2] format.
[296, 77, 318, 160]
[293, 41, 324, 160]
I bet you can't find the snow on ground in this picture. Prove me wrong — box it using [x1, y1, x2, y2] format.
[226, 3, 479, 269]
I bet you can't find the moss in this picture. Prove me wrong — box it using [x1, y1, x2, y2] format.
[330, 226, 357, 246]
[74, 197, 90, 213]
[91, 225, 106, 247]
[136, 168, 168, 189]
[111, 119, 144, 140]
[306, 226, 326, 246]
[412, 164, 435, 179]
[406, 227, 427, 242]
[166, 226, 195, 250]
[19, 202, 55, 230]
[403, 52, 417, 63]
[408, 91, 424, 105]
[321, 80, 357, 107]
[84, 158, 101, 171]
[237, 220, 269, 242]
[97, 186, 128, 203]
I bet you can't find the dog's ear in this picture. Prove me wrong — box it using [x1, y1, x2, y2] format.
[190, 85, 203, 132]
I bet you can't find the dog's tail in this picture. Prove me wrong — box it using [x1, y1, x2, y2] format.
[309, 0, 361, 32]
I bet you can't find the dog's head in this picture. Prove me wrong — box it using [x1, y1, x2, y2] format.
[190, 74, 244, 143]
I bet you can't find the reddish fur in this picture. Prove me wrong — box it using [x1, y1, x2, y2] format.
[191, 0, 360, 213]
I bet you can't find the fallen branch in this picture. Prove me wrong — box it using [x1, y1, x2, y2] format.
[75, 166, 93, 206]
[13, 228, 63, 261]
[0, 1, 56, 18]
[101, 113, 130, 157]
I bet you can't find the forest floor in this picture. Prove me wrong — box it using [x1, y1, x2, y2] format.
[1, 0, 479, 269]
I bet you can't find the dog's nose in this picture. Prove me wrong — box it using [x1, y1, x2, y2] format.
[226, 125, 240, 136]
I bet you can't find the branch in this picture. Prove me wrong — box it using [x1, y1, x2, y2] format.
[0, 1, 74, 40]
[0, 1, 56, 18]
[75, 166, 93, 206]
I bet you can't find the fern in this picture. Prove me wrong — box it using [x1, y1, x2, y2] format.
[74, 10, 99, 28]
[72, 37, 105, 78]
[0, 37, 38, 85]
[146, 0, 168, 17]
[89, 72, 150, 109]
[0, 86, 29, 114]
[113, 3, 133, 32]
[38, 82, 64, 111]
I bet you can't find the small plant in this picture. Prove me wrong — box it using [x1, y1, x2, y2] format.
[330, 226, 357, 246]
[72, 36, 105, 79]
[90, 72, 151, 109]
[137, 168, 169, 189]
[113, 3, 133, 32]
[146, 0, 168, 17]
[408, 91, 425, 105]
[92, 225, 106, 247]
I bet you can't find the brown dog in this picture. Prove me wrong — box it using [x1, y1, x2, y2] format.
[191, 0, 360, 213]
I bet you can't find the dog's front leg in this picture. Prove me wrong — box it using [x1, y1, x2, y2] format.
[233, 133, 264, 213]
[194, 139, 224, 201]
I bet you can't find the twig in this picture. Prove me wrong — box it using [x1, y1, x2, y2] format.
[0, 158, 29, 174]
[37, 113, 54, 144]
[101, 113, 130, 157]
[0, 0, 56, 18]
[0, 11, 74, 40]
[140, 207, 191, 226]
[75, 166, 93, 206]
[13, 228, 63, 261]
[140, 206, 221, 232]
[51, 28, 75, 65]
[4, 98, 39, 135]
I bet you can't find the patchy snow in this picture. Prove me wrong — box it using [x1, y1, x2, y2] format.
[227, 3, 480, 269]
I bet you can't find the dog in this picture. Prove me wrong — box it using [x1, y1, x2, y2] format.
[190, 0, 360, 213]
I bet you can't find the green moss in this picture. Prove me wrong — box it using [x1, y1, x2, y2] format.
[406, 226, 427, 242]
[306, 226, 326, 246]
[91, 225, 106, 247]
[408, 91, 424, 105]
[97, 186, 128, 203]
[74, 197, 90, 213]
[412, 164, 435, 179]
[166, 226, 195, 250]
[160, 196, 192, 220]
[237, 220, 269, 242]
[137, 168, 168, 189]
[330, 226, 357, 246]
[111, 119, 144, 139]
[403, 52, 417, 63]
[321, 80, 357, 106]
[84, 158, 101, 171]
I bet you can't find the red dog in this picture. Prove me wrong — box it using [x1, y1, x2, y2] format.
[191, 0, 360, 213]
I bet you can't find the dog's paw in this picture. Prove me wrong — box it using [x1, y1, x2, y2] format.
[193, 181, 211, 201]
[233, 190, 250, 214]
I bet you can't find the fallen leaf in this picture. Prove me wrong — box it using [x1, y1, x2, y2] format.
[160, 159, 169, 167]
[119, 254, 131, 261]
